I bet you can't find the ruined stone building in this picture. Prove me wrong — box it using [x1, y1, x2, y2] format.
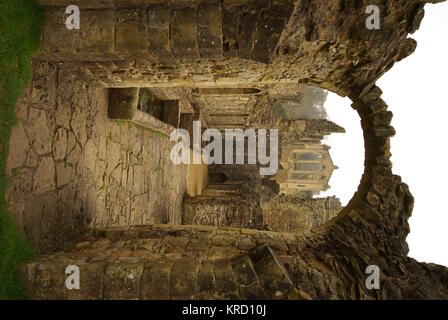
[5, 0, 448, 299]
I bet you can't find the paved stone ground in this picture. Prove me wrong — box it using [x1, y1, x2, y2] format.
[6, 62, 188, 251]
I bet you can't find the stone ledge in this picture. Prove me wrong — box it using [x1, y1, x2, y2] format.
[108, 88, 173, 136]
[20, 243, 301, 300]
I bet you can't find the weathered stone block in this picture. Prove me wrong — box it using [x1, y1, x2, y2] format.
[373, 111, 393, 126]
[249, 245, 294, 299]
[63, 262, 105, 300]
[41, 8, 81, 59]
[104, 262, 144, 299]
[19, 262, 38, 298]
[56, 162, 73, 187]
[116, 10, 150, 57]
[79, 10, 116, 59]
[197, 262, 216, 299]
[223, 0, 270, 9]
[252, 13, 285, 63]
[148, 4, 172, 57]
[232, 254, 266, 299]
[197, 2, 223, 57]
[71, 107, 88, 147]
[34, 263, 66, 300]
[239, 10, 258, 60]
[6, 123, 29, 176]
[53, 128, 68, 161]
[369, 100, 388, 115]
[214, 259, 239, 299]
[141, 261, 173, 300]
[31, 63, 57, 110]
[170, 260, 199, 299]
[171, 8, 199, 59]
[115, 0, 159, 8]
[373, 126, 396, 138]
[38, 0, 114, 8]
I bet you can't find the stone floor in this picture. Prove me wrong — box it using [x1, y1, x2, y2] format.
[6, 62, 188, 251]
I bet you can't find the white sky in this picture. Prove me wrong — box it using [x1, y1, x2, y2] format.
[320, 3, 448, 267]
[320, 94, 364, 206]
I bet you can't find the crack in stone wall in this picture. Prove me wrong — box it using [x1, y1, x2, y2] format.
[6, 62, 188, 251]
[8, 0, 448, 299]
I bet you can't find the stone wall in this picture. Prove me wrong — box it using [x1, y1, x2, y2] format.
[183, 183, 342, 233]
[183, 184, 263, 229]
[11, 0, 448, 300]
[19, 225, 304, 300]
[262, 196, 341, 233]
[20, 223, 448, 300]
[6, 62, 188, 251]
[33, 0, 427, 95]
[36, 0, 293, 63]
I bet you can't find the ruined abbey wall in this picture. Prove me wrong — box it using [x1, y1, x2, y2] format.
[7, 0, 448, 299]
[6, 62, 187, 251]
[262, 196, 341, 233]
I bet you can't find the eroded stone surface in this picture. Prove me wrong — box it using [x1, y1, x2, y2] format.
[7, 62, 188, 251]
[8, 0, 448, 299]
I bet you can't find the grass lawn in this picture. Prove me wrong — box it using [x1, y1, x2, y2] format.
[0, 0, 43, 299]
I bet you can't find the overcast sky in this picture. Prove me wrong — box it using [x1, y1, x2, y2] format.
[320, 3, 448, 267]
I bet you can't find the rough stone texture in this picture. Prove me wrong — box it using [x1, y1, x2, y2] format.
[262, 196, 341, 233]
[9, 0, 448, 299]
[33, 0, 420, 94]
[33, 157, 56, 195]
[6, 62, 188, 251]
[183, 183, 342, 234]
[36, 1, 288, 63]
[183, 184, 264, 229]
[19, 224, 448, 300]
[20, 225, 307, 299]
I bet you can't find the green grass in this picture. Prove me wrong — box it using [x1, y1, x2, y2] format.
[0, 0, 43, 299]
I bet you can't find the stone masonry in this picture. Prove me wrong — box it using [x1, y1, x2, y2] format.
[6, 62, 187, 251]
[7, 0, 448, 299]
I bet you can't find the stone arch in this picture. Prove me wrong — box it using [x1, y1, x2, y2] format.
[14, 0, 448, 300]
[308, 84, 409, 254]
